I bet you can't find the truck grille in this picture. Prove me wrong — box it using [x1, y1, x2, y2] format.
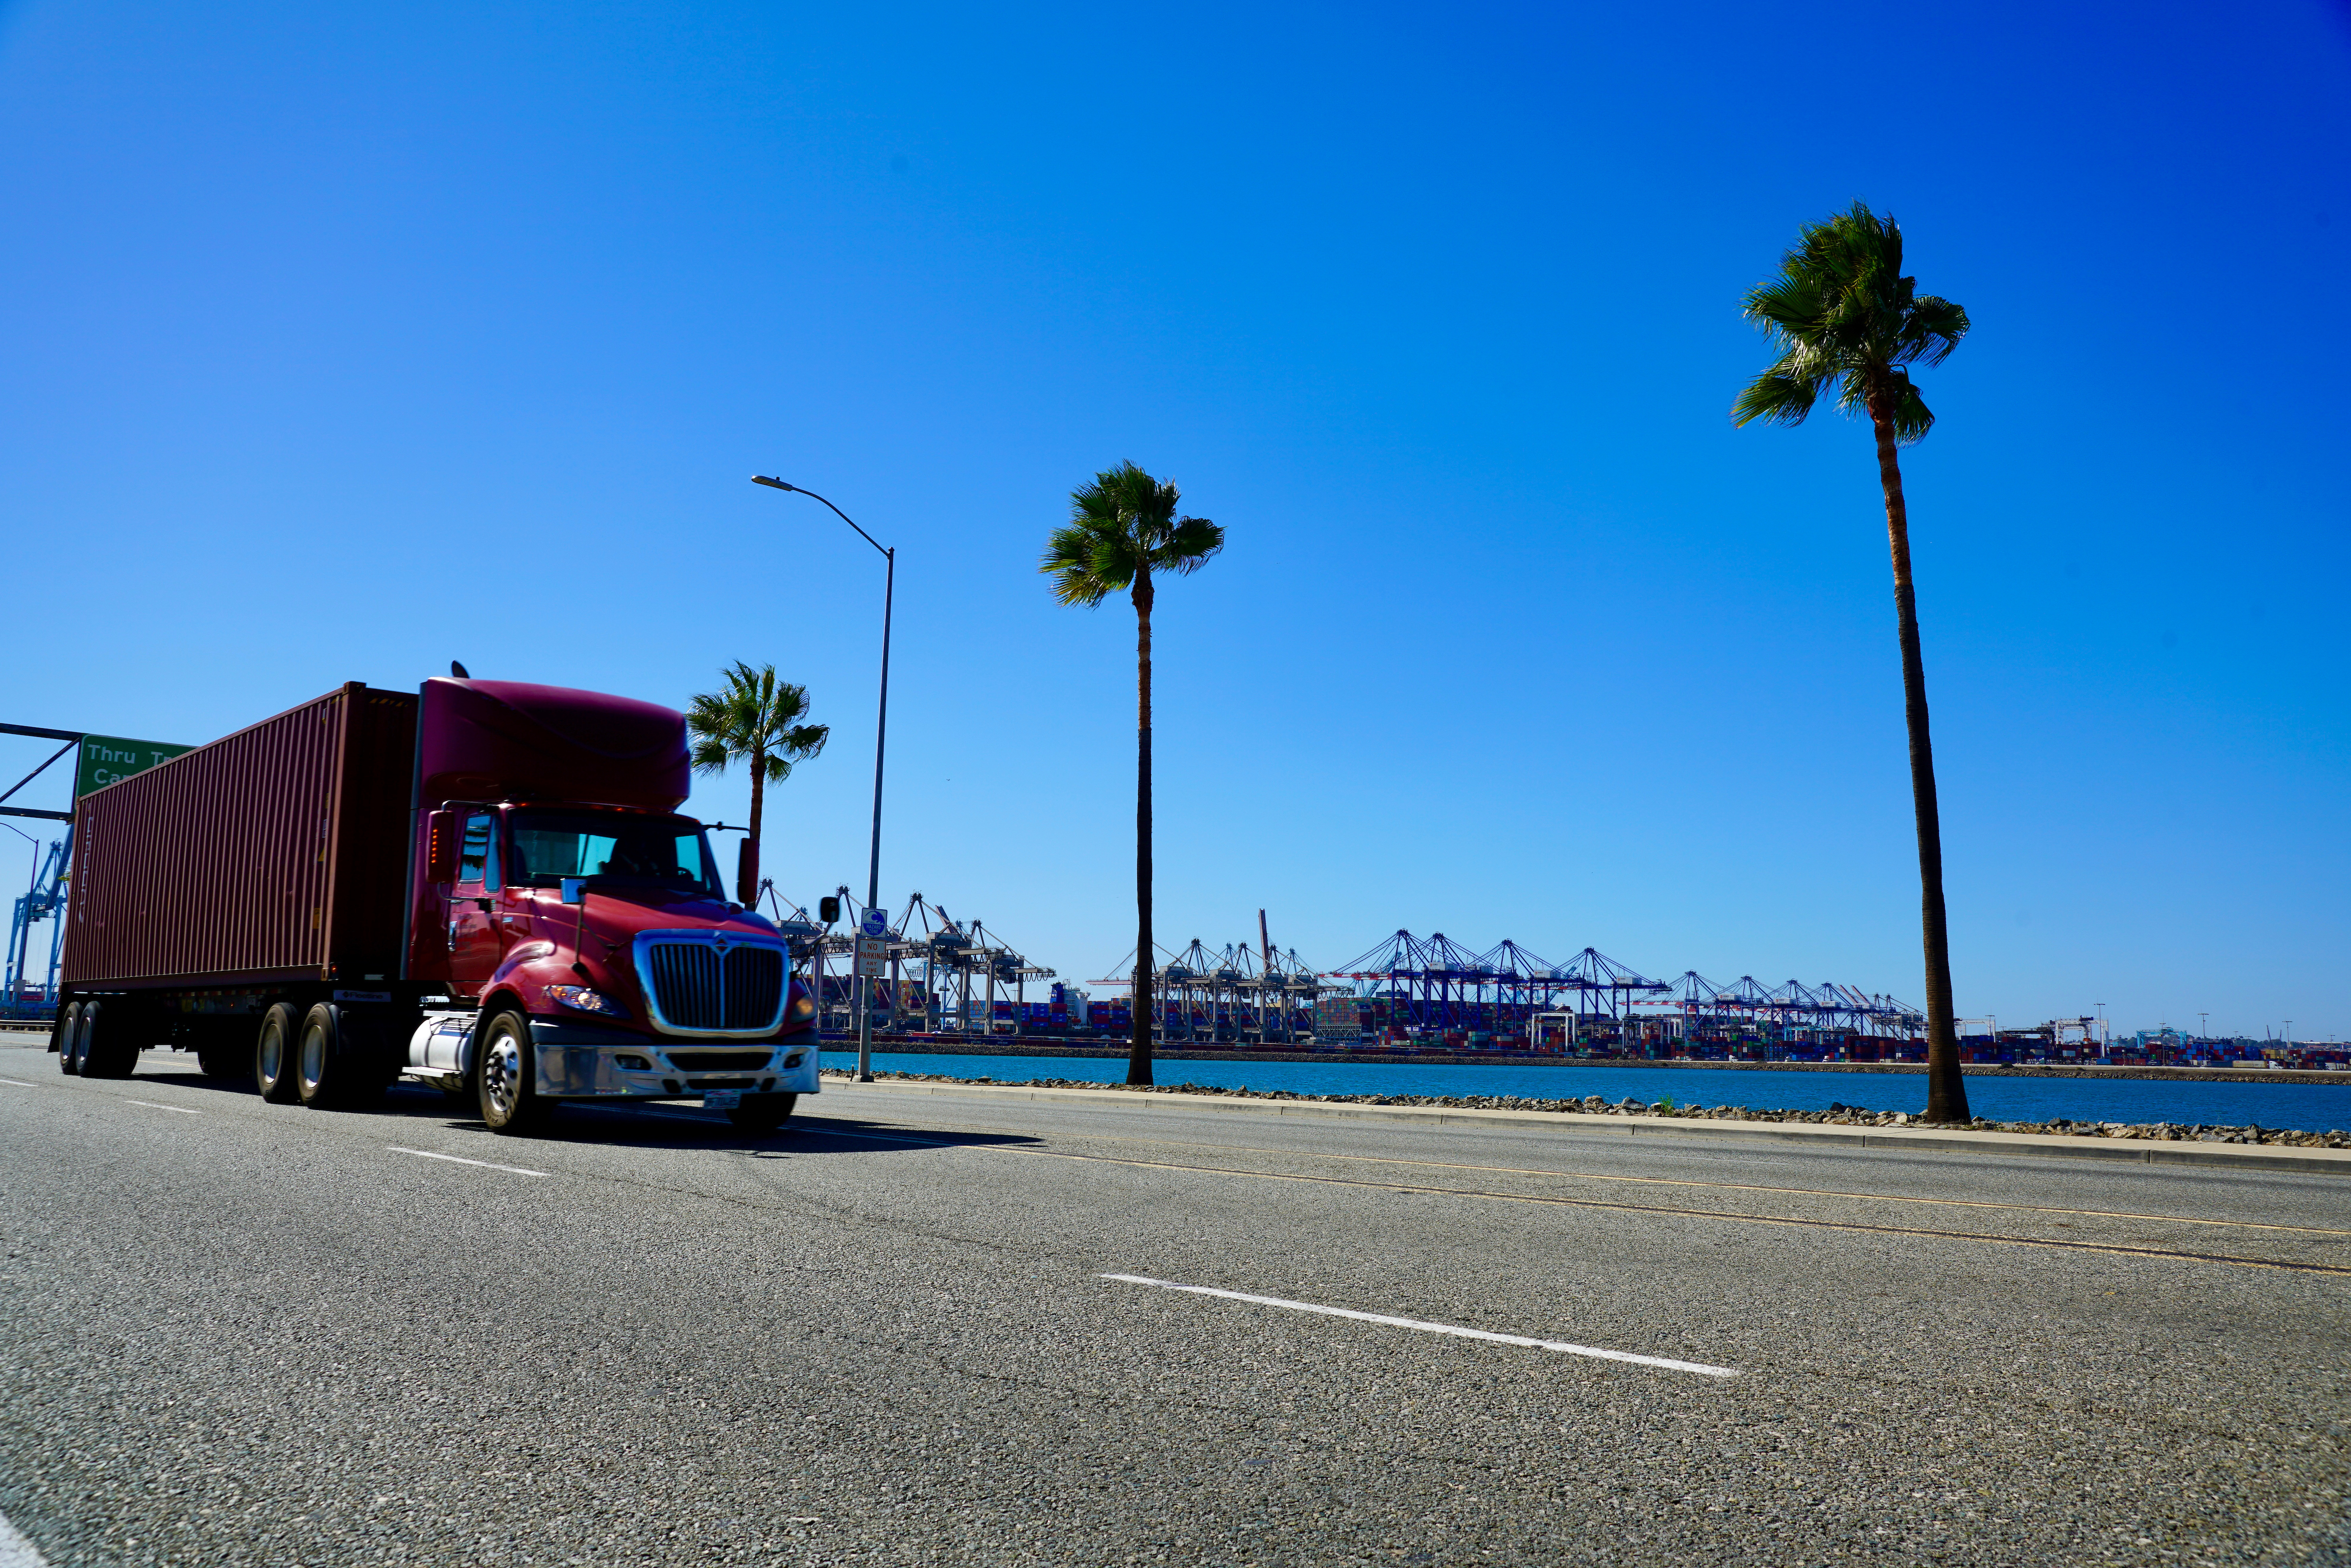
[667, 1049, 774, 1072]
[639, 938, 787, 1035]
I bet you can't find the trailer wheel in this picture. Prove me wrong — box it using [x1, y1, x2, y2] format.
[726, 1093, 797, 1133]
[80, 1000, 141, 1079]
[295, 1003, 384, 1110]
[56, 1002, 83, 1075]
[477, 1011, 551, 1135]
[255, 1003, 303, 1103]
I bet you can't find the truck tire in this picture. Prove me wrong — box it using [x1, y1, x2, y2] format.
[296, 1003, 385, 1110]
[255, 1003, 304, 1103]
[477, 1011, 551, 1136]
[726, 1093, 797, 1133]
[55, 1002, 83, 1075]
[80, 1000, 142, 1079]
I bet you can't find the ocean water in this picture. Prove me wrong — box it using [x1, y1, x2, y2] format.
[820, 1050, 2351, 1134]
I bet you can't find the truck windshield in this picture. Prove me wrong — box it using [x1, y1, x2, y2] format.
[508, 813, 723, 897]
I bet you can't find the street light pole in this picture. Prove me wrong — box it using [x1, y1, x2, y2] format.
[753, 475, 893, 1083]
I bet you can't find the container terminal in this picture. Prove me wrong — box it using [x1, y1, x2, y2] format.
[755, 896, 2347, 1072]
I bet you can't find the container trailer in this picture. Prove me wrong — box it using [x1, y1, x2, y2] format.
[49, 677, 819, 1133]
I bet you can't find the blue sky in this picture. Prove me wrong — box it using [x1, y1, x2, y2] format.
[2, 0, 2344, 1038]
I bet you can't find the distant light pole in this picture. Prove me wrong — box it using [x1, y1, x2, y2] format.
[753, 475, 894, 1083]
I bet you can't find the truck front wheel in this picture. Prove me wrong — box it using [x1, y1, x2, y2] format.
[255, 1003, 303, 1103]
[477, 1012, 551, 1136]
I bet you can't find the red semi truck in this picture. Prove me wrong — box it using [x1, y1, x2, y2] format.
[49, 677, 821, 1134]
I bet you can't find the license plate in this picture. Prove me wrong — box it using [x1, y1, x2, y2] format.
[701, 1090, 743, 1110]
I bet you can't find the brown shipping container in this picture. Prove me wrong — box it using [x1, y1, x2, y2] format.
[62, 683, 420, 989]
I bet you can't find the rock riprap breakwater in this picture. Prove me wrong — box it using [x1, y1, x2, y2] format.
[824, 1067, 2351, 1148]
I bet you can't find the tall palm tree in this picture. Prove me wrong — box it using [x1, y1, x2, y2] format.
[1732, 201, 1973, 1123]
[686, 662, 829, 906]
[1041, 462, 1225, 1086]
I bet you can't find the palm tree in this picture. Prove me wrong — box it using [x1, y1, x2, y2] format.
[1732, 201, 1973, 1123]
[1041, 462, 1225, 1086]
[686, 662, 829, 906]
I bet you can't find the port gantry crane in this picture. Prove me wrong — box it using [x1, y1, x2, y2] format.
[1645, 972, 1926, 1051]
[1, 721, 84, 1019]
[1086, 931, 1332, 1043]
[1323, 931, 1671, 1041]
[806, 888, 1052, 1037]
[4, 833, 71, 1020]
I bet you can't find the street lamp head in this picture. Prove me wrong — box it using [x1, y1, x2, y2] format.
[752, 475, 795, 492]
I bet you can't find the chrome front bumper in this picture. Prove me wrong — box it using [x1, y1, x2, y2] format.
[527, 1020, 822, 1098]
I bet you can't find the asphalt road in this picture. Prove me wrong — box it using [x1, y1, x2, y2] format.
[2, 1041, 2348, 1568]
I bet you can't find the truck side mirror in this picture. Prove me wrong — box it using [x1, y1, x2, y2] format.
[560, 877, 587, 906]
[818, 895, 840, 926]
[426, 809, 460, 883]
[735, 839, 759, 906]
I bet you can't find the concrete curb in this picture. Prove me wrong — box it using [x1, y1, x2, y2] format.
[824, 1077, 2351, 1177]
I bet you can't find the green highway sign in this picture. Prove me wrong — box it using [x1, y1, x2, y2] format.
[76, 735, 193, 797]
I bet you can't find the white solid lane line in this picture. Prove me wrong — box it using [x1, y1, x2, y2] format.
[1103, 1273, 1740, 1378]
[387, 1146, 548, 1178]
[125, 1100, 202, 1115]
[0, 1504, 54, 1568]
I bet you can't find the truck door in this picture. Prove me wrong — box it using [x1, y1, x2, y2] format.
[448, 812, 503, 996]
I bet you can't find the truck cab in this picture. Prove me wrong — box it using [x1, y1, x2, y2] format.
[408, 799, 819, 1132]
[402, 677, 820, 1134]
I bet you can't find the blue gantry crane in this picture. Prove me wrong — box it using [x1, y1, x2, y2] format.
[4, 830, 72, 1019]
[2, 721, 86, 1021]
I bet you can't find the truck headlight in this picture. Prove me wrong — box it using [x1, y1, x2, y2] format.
[786, 992, 816, 1026]
[547, 985, 626, 1018]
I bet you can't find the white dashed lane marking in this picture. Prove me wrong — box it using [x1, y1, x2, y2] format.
[387, 1146, 548, 1178]
[1104, 1273, 1740, 1378]
[124, 1099, 202, 1115]
[0, 1503, 54, 1566]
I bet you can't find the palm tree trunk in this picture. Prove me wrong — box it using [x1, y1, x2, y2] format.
[1871, 407, 1969, 1123]
[1129, 571, 1155, 1086]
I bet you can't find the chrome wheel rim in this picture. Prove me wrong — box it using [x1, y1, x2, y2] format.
[70, 1010, 92, 1071]
[299, 1023, 327, 1093]
[483, 1031, 521, 1119]
[259, 1022, 284, 1085]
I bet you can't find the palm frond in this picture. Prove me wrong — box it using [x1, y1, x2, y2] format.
[1151, 516, 1224, 574]
[1041, 519, 1130, 604]
[685, 662, 826, 776]
[1899, 294, 1969, 367]
[1731, 366, 1825, 428]
[1885, 378, 1936, 445]
[1735, 200, 1966, 441]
